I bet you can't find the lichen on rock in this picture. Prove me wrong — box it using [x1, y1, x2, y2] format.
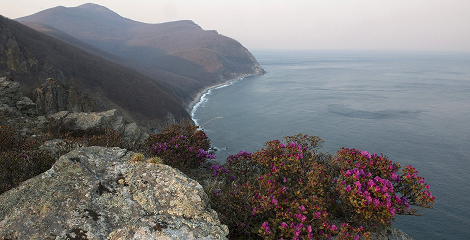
[0, 146, 228, 239]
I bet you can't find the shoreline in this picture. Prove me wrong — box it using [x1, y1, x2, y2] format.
[186, 74, 258, 123]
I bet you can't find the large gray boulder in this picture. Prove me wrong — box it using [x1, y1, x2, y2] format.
[50, 109, 146, 146]
[0, 146, 228, 239]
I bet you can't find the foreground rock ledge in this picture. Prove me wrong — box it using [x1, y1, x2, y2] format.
[0, 146, 228, 239]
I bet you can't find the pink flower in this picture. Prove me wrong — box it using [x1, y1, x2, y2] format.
[361, 150, 371, 159]
[296, 213, 307, 222]
[272, 198, 278, 205]
[330, 224, 338, 231]
[299, 205, 306, 211]
[281, 222, 288, 229]
[261, 222, 270, 234]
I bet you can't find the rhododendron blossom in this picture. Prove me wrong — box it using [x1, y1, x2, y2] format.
[209, 136, 434, 240]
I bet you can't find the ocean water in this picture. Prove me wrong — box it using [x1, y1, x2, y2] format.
[192, 50, 470, 239]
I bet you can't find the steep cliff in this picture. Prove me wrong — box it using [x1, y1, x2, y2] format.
[32, 78, 96, 115]
[17, 3, 266, 103]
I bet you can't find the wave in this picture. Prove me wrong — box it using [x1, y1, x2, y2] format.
[191, 77, 246, 127]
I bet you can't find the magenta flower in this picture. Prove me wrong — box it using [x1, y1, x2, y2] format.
[261, 222, 270, 234]
[330, 224, 338, 231]
[295, 213, 307, 222]
[360, 150, 371, 159]
[281, 222, 288, 229]
[299, 205, 306, 212]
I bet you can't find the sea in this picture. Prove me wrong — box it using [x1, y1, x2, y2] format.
[191, 50, 470, 239]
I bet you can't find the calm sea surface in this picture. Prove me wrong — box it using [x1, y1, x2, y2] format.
[192, 50, 470, 239]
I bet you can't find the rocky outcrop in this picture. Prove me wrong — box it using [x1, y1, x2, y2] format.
[1, 76, 144, 145]
[32, 78, 96, 115]
[369, 228, 413, 240]
[50, 109, 146, 147]
[0, 146, 228, 239]
[0, 76, 38, 117]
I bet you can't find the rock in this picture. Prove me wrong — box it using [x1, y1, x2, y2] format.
[0, 146, 228, 239]
[15, 96, 38, 116]
[124, 122, 147, 147]
[0, 77, 38, 119]
[32, 78, 96, 115]
[369, 228, 414, 240]
[64, 109, 125, 132]
[0, 77, 21, 107]
[50, 109, 144, 146]
[39, 139, 83, 157]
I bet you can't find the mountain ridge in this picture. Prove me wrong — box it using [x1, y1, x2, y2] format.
[3, 3, 264, 131]
[16, 3, 265, 104]
[1, 14, 190, 130]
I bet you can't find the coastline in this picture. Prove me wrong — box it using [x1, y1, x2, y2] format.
[186, 74, 258, 124]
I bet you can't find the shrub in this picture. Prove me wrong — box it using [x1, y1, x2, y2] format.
[147, 157, 163, 164]
[209, 134, 434, 240]
[144, 121, 215, 172]
[131, 153, 145, 162]
[0, 126, 56, 194]
[0, 122, 129, 195]
[84, 127, 126, 148]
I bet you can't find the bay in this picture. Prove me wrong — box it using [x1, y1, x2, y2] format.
[192, 50, 470, 239]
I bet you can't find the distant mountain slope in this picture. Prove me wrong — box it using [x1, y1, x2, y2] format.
[17, 3, 265, 103]
[19, 21, 204, 102]
[0, 14, 189, 129]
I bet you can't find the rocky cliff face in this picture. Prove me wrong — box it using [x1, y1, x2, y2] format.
[0, 76, 143, 146]
[32, 78, 96, 115]
[0, 76, 38, 117]
[0, 17, 66, 92]
[0, 146, 228, 239]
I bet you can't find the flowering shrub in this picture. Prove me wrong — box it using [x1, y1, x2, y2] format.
[145, 121, 215, 172]
[208, 134, 434, 240]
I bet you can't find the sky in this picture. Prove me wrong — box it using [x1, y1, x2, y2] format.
[2, 0, 470, 52]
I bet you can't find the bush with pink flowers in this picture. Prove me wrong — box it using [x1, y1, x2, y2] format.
[208, 134, 434, 240]
[145, 121, 215, 172]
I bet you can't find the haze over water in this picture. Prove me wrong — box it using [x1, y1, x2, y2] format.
[192, 50, 470, 239]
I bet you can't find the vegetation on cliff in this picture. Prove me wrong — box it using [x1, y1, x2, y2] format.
[0, 115, 434, 239]
[207, 135, 434, 239]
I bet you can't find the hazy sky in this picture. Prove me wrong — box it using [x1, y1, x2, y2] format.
[2, 0, 470, 52]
